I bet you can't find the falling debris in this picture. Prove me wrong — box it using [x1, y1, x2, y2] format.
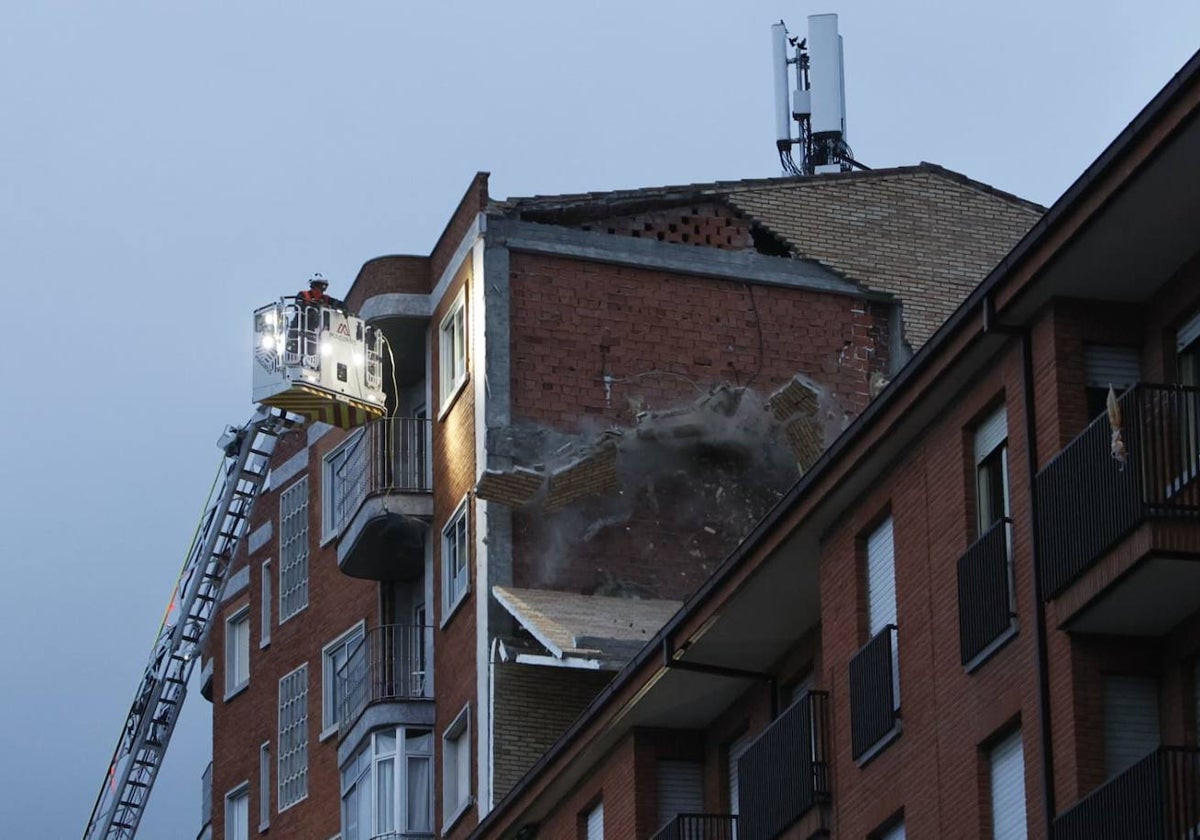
[545, 440, 620, 511]
[1108, 385, 1127, 467]
[476, 466, 547, 507]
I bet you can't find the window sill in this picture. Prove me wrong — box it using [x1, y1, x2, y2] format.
[440, 587, 471, 630]
[442, 796, 475, 834]
[278, 605, 308, 627]
[260, 637, 271, 650]
[319, 724, 338, 743]
[855, 720, 902, 768]
[438, 373, 470, 421]
[277, 792, 308, 815]
[964, 621, 1018, 674]
[223, 682, 249, 703]
[258, 821, 269, 834]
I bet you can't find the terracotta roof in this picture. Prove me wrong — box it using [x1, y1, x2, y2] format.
[492, 586, 681, 662]
[495, 164, 1045, 349]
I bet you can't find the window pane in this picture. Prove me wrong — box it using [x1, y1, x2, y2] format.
[279, 478, 310, 621]
[408, 755, 432, 831]
[375, 757, 395, 833]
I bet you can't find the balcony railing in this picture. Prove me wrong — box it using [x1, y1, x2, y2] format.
[1037, 384, 1200, 599]
[1054, 746, 1200, 839]
[199, 760, 212, 833]
[333, 417, 431, 534]
[651, 814, 739, 840]
[365, 834, 437, 840]
[957, 517, 1015, 666]
[336, 624, 431, 730]
[849, 626, 898, 760]
[738, 691, 830, 840]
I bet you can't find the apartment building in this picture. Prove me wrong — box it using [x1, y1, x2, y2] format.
[197, 164, 1041, 840]
[466, 48, 1200, 840]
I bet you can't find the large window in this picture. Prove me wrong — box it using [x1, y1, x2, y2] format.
[322, 430, 364, 541]
[279, 477, 310, 622]
[866, 516, 899, 708]
[225, 783, 249, 840]
[341, 727, 433, 840]
[443, 705, 472, 828]
[989, 729, 1027, 840]
[322, 621, 366, 736]
[278, 664, 309, 811]
[442, 501, 469, 619]
[224, 607, 250, 699]
[439, 292, 467, 406]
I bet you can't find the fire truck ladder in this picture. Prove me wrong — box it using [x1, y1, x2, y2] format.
[83, 406, 297, 840]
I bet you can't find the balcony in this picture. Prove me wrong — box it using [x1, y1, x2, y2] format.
[1036, 384, 1200, 634]
[197, 761, 212, 840]
[956, 518, 1015, 668]
[651, 815, 739, 840]
[737, 691, 830, 840]
[334, 417, 432, 580]
[1054, 746, 1200, 839]
[849, 626, 899, 761]
[336, 624, 432, 738]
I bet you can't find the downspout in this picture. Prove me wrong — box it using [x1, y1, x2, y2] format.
[984, 296, 1055, 837]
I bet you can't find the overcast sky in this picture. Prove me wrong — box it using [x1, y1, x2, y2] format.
[4, 2, 1199, 836]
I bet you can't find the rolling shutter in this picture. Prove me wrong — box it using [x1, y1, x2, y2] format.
[975, 406, 1008, 464]
[1103, 675, 1160, 777]
[990, 730, 1027, 840]
[656, 761, 703, 828]
[1084, 345, 1141, 390]
[867, 518, 899, 708]
[728, 732, 754, 816]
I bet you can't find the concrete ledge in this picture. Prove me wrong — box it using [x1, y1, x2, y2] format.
[337, 698, 436, 766]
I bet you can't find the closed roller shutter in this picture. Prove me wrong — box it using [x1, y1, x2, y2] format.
[990, 730, 1027, 840]
[1104, 675, 1160, 777]
[657, 760, 703, 829]
[975, 406, 1008, 464]
[867, 518, 899, 708]
[1084, 345, 1141, 390]
[586, 802, 604, 840]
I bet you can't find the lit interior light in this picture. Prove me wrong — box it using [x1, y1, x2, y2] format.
[264, 310, 277, 328]
[352, 352, 364, 366]
[321, 341, 333, 357]
[261, 334, 276, 350]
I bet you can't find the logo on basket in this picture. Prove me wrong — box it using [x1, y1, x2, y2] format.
[336, 322, 351, 336]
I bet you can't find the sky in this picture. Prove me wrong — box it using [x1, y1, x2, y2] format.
[2, 1, 1199, 837]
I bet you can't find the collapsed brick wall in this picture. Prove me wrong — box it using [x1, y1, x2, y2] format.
[491, 662, 613, 803]
[505, 252, 893, 600]
[576, 202, 755, 251]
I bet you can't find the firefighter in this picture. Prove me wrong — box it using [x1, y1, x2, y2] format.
[298, 273, 345, 310]
[293, 274, 345, 361]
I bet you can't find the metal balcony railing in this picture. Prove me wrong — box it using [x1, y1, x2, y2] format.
[366, 834, 437, 840]
[1036, 384, 1200, 599]
[651, 814, 739, 840]
[849, 626, 898, 760]
[332, 417, 431, 533]
[1054, 746, 1200, 839]
[336, 624, 431, 730]
[737, 691, 830, 840]
[956, 517, 1015, 666]
[199, 760, 213, 831]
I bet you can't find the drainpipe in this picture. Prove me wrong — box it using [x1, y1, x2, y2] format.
[983, 296, 1055, 837]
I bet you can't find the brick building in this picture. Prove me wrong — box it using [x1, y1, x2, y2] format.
[465, 47, 1200, 840]
[197, 164, 1040, 840]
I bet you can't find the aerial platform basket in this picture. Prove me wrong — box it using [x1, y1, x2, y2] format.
[252, 298, 386, 429]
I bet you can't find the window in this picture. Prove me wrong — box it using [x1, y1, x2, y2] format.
[584, 801, 604, 840]
[322, 622, 366, 736]
[974, 406, 1009, 535]
[260, 561, 272, 648]
[322, 430, 364, 541]
[279, 478, 310, 622]
[259, 742, 270, 831]
[988, 729, 1027, 840]
[225, 784, 249, 840]
[726, 730, 754, 816]
[656, 761, 702, 830]
[1084, 344, 1141, 418]
[439, 292, 467, 406]
[866, 516, 899, 708]
[442, 705, 472, 828]
[278, 664, 309, 810]
[1180, 312, 1200, 386]
[225, 607, 250, 699]
[1104, 674, 1160, 777]
[442, 502, 469, 619]
[341, 727, 433, 840]
[875, 819, 905, 840]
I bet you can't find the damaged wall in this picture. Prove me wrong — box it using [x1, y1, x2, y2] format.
[494, 253, 892, 599]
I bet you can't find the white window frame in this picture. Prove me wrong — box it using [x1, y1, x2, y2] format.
[438, 291, 467, 413]
[340, 726, 433, 840]
[260, 560, 272, 649]
[321, 620, 366, 739]
[279, 477, 310, 624]
[585, 801, 604, 840]
[259, 742, 271, 832]
[441, 500, 470, 624]
[989, 729, 1027, 840]
[224, 606, 250, 700]
[866, 516, 900, 710]
[321, 430, 364, 544]
[224, 782, 250, 840]
[442, 705, 472, 831]
[278, 663, 309, 812]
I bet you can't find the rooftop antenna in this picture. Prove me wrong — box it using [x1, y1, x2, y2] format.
[771, 13, 866, 176]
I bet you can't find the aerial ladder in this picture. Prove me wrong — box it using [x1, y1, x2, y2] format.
[84, 296, 386, 840]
